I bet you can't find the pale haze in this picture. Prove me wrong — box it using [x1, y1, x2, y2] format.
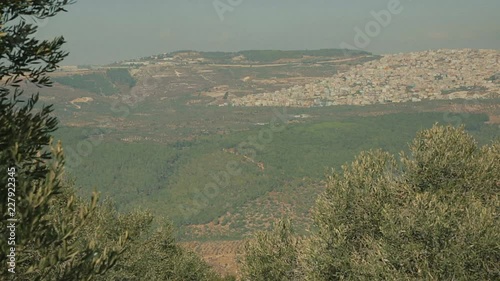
[37, 0, 500, 65]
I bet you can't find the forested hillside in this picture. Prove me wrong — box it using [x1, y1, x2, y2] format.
[54, 111, 497, 240]
[52, 68, 136, 96]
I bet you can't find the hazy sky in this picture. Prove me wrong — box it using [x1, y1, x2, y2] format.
[37, 0, 500, 65]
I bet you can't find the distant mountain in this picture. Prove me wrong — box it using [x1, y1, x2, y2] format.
[113, 48, 372, 65]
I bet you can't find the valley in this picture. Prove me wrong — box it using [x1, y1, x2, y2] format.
[42, 49, 499, 277]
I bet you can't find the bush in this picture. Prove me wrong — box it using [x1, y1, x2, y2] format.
[96, 214, 224, 281]
[305, 125, 499, 280]
[239, 219, 302, 281]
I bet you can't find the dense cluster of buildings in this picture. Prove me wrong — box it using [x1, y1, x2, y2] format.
[231, 49, 499, 107]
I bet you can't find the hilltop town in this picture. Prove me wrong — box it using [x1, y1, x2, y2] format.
[230, 49, 499, 107]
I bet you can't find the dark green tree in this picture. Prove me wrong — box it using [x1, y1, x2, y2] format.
[0, 2, 235, 280]
[0, 1, 128, 280]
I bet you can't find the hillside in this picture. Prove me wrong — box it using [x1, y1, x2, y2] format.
[43, 49, 499, 229]
[232, 49, 499, 107]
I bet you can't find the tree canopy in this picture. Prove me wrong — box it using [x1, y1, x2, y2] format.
[240, 125, 499, 281]
[0, 1, 228, 280]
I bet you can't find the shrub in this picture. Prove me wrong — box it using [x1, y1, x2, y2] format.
[305, 125, 499, 280]
[239, 219, 302, 281]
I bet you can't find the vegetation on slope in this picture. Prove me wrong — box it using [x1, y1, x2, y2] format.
[54, 111, 497, 238]
[241, 125, 500, 280]
[148, 49, 371, 64]
[53, 69, 136, 96]
[238, 49, 370, 62]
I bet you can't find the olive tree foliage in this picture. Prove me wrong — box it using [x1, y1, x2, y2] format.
[0, 1, 128, 280]
[0, 2, 234, 280]
[100, 220, 225, 281]
[305, 125, 499, 281]
[79, 205, 223, 281]
[54, 196, 224, 281]
[239, 219, 303, 281]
